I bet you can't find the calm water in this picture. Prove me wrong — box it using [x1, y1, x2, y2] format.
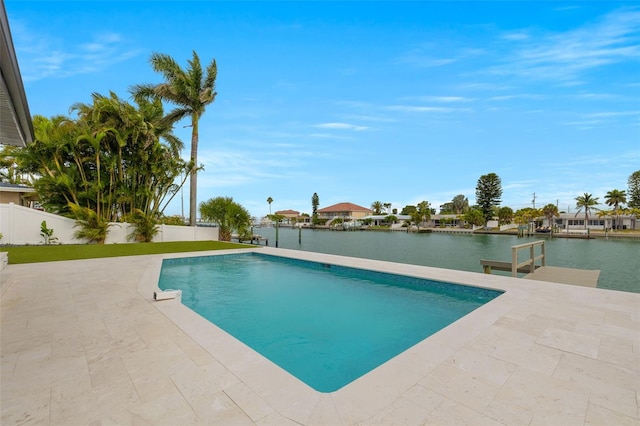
[158, 253, 500, 392]
[255, 227, 640, 293]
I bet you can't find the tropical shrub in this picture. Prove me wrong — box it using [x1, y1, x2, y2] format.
[199, 197, 251, 242]
[40, 221, 58, 245]
[69, 204, 110, 244]
[127, 209, 159, 243]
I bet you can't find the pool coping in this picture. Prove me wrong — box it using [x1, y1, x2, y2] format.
[137, 247, 639, 424]
[4, 247, 637, 424]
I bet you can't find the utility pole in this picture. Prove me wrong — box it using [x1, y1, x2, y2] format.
[532, 192, 536, 209]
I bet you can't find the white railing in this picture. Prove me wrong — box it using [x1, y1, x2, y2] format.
[0, 203, 218, 245]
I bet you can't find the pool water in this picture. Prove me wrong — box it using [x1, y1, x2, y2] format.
[158, 253, 502, 392]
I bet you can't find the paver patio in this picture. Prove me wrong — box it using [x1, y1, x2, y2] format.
[1, 247, 638, 425]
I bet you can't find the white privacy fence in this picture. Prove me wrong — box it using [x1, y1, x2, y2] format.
[0, 203, 218, 245]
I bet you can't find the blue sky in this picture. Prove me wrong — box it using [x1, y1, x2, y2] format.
[6, 1, 640, 218]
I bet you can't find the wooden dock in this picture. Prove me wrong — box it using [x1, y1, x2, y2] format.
[231, 235, 269, 245]
[481, 240, 600, 288]
[523, 266, 600, 288]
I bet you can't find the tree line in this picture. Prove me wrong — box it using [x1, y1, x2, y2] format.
[365, 170, 640, 230]
[0, 51, 223, 243]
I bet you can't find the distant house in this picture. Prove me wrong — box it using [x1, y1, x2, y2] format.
[547, 212, 638, 231]
[0, 182, 38, 208]
[275, 209, 300, 219]
[317, 202, 372, 220]
[274, 209, 302, 225]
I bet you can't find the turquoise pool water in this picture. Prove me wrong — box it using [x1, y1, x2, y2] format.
[158, 253, 502, 392]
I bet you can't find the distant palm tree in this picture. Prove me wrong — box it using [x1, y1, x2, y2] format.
[267, 196, 273, 214]
[575, 193, 600, 230]
[132, 51, 217, 226]
[604, 189, 627, 230]
[371, 201, 384, 215]
[541, 203, 559, 229]
[417, 201, 431, 226]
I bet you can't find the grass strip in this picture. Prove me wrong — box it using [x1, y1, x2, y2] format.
[0, 240, 255, 264]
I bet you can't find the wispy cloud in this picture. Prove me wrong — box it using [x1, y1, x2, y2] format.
[394, 43, 484, 69]
[586, 110, 640, 118]
[385, 105, 468, 113]
[308, 133, 352, 140]
[500, 31, 530, 41]
[313, 122, 369, 131]
[11, 20, 141, 81]
[489, 7, 640, 83]
[342, 114, 396, 123]
[406, 96, 476, 103]
[487, 94, 546, 101]
[394, 54, 456, 68]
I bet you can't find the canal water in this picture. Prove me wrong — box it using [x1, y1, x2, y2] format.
[253, 227, 639, 293]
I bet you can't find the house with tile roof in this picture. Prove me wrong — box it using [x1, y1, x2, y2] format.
[275, 209, 300, 219]
[317, 202, 372, 219]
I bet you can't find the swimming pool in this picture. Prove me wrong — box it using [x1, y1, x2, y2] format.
[158, 252, 502, 392]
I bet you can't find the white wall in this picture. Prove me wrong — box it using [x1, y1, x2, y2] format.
[0, 203, 218, 245]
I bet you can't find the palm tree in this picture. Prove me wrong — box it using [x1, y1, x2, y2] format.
[604, 189, 627, 230]
[267, 196, 273, 215]
[132, 51, 217, 226]
[371, 201, 384, 215]
[541, 203, 559, 230]
[200, 196, 251, 241]
[417, 201, 431, 226]
[575, 193, 600, 230]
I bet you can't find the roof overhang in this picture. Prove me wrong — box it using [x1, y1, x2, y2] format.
[0, 183, 35, 193]
[0, 1, 34, 147]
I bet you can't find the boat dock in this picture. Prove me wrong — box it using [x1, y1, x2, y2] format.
[481, 240, 600, 288]
[231, 235, 269, 245]
[523, 266, 600, 287]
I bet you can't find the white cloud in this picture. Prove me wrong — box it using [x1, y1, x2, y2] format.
[488, 7, 640, 83]
[385, 105, 464, 113]
[308, 133, 352, 140]
[501, 31, 530, 41]
[487, 94, 546, 101]
[408, 96, 476, 103]
[313, 122, 369, 131]
[587, 110, 640, 118]
[12, 21, 141, 81]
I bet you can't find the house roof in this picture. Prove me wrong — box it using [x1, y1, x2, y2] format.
[317, 202, 372, 213]
[0, 182, 35, 193]
[0, 1, 34, 147]
[275, 209, 300, 215]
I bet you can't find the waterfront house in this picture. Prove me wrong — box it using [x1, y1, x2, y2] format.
[547, 213, 638, 231]
[317, 202, 373, 221]
[274, 209, 303, 225]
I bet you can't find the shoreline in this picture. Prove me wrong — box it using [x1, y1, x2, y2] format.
[274, 225, 640, 240]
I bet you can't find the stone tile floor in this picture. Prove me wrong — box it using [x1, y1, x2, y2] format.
[1, 247, 638, 425]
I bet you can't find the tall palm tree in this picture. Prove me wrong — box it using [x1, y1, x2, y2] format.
[604, 189, 627, 230]
[575, 193, 600, 230]
[132, 51, 217, 226]
[267, 196, 273, 214]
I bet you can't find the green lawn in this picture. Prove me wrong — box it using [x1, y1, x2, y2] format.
[0, 241, 255, 264]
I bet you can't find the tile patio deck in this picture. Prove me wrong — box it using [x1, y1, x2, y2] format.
[1, 247, 638, 425]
